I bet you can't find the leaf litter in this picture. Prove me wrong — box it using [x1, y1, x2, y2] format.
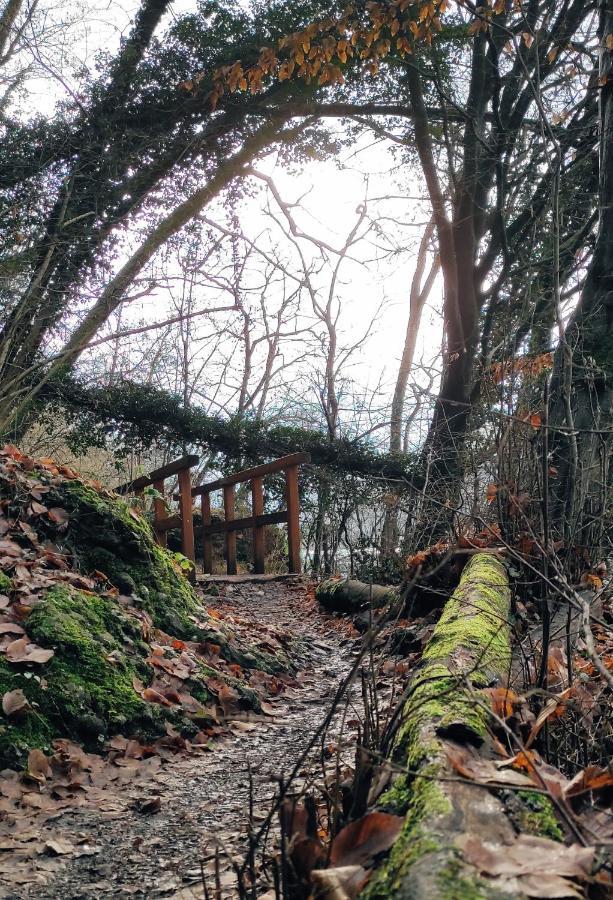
[2, 581, 360, 897]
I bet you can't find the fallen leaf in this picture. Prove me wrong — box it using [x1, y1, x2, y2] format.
[446, 743, 534, 787]
[0, 621, 25, 634]
[565, 764, 613, 798]
[48, 507, 69, 526]
[133, 795, 161, 814]
[484, 687, 520, 719]
[6, 636, 54, 664]
[45, 839, 75, 856]
[457, 833, 594, 880]
[26, 748, 51, 783]
[142, 687, 173, 707]
[330, 812, 404, 867]
[2, 688, 30, 716]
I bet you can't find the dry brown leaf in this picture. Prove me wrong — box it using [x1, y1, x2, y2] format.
[48, 507, 69, 525]
[44, 839, 75, 856]
[2, 688, 30, 716]
[484, 686, 520, 719]
[330, 812, 404, 868]
[26, 748, 51, 783]
[0, 621, 25, 635]
[565, 764, 613, 798]
[141, 687, 172, 707]
[6, 636, 54, 664]
[445, 743, 534, 787]
[457, 833, 594, 880]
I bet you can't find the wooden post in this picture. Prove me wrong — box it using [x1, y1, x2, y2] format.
[285, 465, 301, 574]
[177, 467, 196, 583]
[201, 491, 212, 575]
[223, 484, 237, 575]
[152, 478, 167, 547]
[251, 476, 265, 575]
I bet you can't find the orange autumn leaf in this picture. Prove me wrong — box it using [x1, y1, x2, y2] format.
[484, 687, 520, 719]
[511, 750, 538, 773]
[406, 549, 429, 568]
[583, 573, 603, 591]
[486, 483, 498, 504]
[142, 687, 173, 707]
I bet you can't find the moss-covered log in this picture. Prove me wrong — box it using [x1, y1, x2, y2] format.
[316, 578, 399, 614]
[365, 553, 530, 899]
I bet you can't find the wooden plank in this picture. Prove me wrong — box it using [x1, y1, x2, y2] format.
[251, 476, 265, 575]
[153, 514, 181, 533]
[285, 464, 301, 574]
[115, 454, 199, 495]
[197, 573, 305, 585]
[189, 452, 310, 496]
[178, 467, 196, 583]
[152, 479, 167, 548]
[201, 492, 213, 575]
[223, 484, 237, 575]
[202, 511, 288, 535]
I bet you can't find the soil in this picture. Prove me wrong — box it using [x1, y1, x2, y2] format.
[5, 580, 359, 900]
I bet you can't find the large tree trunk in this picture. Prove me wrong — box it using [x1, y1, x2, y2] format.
[365, 553, 521, 898]
[549, 0, 613, 552]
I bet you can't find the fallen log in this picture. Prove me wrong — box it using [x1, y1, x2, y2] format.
[364, 552, 540, 899]
[316, 578, 399, 614]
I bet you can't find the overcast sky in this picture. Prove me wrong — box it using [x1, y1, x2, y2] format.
[15, 0, 443, 437]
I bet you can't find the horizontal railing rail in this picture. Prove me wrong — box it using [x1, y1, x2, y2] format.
[189, 452, 310, 496]
[114, 455, 199, 495]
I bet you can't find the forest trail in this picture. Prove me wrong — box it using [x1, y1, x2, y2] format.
[17, 581, 358, 900]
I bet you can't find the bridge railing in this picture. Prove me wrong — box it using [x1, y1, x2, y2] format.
[188, 452, 310, 576]
[116, 452, 310, 577]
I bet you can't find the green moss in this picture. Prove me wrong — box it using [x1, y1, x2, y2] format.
[0, 571, 12, 593]
[516, 791, 563, 841]
[362, 555, 514, 899]
[51, 480, 203, 639]
[393, 555, 511, 759]
[0, 584, 167, 765]
[364, 770, 452, 898]
[436, 860, 488, 900]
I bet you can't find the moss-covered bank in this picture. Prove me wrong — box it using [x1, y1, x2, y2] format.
[0, 449, 290, 766]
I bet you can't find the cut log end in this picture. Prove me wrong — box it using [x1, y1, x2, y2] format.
[316, 578, 399, 614]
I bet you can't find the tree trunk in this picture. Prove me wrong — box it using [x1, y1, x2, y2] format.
[365, 553, 520, 899]
[549, 0, 613, 552]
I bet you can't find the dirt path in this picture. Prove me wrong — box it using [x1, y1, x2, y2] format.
[19, 581, 358, 900]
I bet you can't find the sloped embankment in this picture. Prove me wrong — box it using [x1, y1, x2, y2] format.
[0, 446, 291, 766]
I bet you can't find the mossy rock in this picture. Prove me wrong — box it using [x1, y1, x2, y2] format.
[0, 585, 170, 765]
[43, 480, 201, 639]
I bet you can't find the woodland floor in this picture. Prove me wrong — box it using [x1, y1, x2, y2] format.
[4, 580, 360, 900]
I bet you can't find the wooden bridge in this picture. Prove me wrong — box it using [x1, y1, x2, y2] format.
[115, 453, 310, 579]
